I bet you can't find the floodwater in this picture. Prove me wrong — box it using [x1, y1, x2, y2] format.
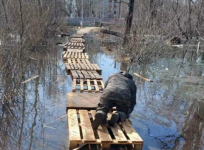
[0, 32, 204, 150]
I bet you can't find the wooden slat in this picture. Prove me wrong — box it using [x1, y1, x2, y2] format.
[81, 59, 90, 70]
[121, 120, 143, 143]
[72, 79, 76, 92]
[81, 70, 91, 79]
[87, 71, 96, 79]
[93, 80, 99, 93]
[76, 70, 84, 79]
[110, 125, 127, 143]
[71, 70, 79, 79]
[93, 64, 100, 70]
[80, 79, 84, 92]
[78, 110, 96, 142]
[87, 79, 91, 93]
[90, 110, 112, 143]
[78, 52, 81, 59]
[68, 109, 81, 142]
[65, 63, 71, 70]
[91, 71, 102, 80]
[68, 52, 72, 58]
[68, 58, 72, 64]
[107, 113, 127, 143]
[82, 54, 85, 59]
[100, 80, 104, 89]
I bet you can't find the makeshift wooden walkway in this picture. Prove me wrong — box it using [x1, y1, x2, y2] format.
[62, 34, 143, 150]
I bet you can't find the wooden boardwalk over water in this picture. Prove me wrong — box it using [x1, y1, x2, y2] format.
[63, 34, 143, 150]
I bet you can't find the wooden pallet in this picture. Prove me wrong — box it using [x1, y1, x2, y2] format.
[72, 79, 104, 93]
[63, 46, 85, 51]
[65, 59, 102, 74]
[68, 109, 143, 150]
[71, 34, 85, 38]
[65, 42, 85, 47]
[66, 46, 85, 49]
[63, 51, 89, 60]
[71, 70, 102, 80]
[70, 38, 85, 43]
[63, 48, 85, 53]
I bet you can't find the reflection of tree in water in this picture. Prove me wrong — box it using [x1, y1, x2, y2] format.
[130, 49, 204, 149]
[173, 103, 204, 150]
[0, 42, 68, 149]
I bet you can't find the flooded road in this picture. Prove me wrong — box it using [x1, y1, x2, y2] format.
[0, 32, 204, 150]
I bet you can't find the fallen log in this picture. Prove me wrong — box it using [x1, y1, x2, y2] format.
[133, 73, 153, 82]
[100, 29, 123, 38]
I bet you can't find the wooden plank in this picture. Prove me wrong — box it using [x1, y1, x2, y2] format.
[78, 62, 86, 70]
[81, 70, 91, 79]
[68, 58, 72, 64]
[68, 109, 81, 142]
[100, 80, 104, 89]
[77, 63, 82, 70]
[87, 71, 96, 79]
[67, 49, 84, 53]
[72, 79, 76, 92]
[110, 124, 127, 143]
[93, 64, 101, 70]
[76, 70, 84, 79]
[65, 63, 71, 70]
[87, 79, 92, 93]
[66, 93, 101, 109]
[85, 54, 89, 59]
[91, 71, 102, 80]
[90, 110, 112, 143]
[81, 59, 90, 70]
[82, 54, 85, 59]
[80, 79, 84, 92]
[78, 110, 96, 142]
[68, 52, 72, 58]
[84, 59, 91, 65]
[74, 52, 78, 58]
[93, 80, 99, 93]
[121, 120, 143, 143]
[71, 70, 79, 79]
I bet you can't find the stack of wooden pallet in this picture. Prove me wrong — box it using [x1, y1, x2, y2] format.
[62, 34, 103, 93]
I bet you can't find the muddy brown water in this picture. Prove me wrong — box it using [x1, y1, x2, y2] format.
[0, 33, 204, 150]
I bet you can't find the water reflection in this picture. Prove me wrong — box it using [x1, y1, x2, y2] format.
[0, 33, 203, 150]
[0, 39, 71, 150]
[86, 34, 204, 150]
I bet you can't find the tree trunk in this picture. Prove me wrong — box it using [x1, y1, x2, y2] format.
[123, 0, 135, 46]
[18, 0, 24, 42]
[100, 29, 123, 38]
[1, 0, 9, 31]
[188, 0, 192, 38]
[37, 0, 42, 14]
